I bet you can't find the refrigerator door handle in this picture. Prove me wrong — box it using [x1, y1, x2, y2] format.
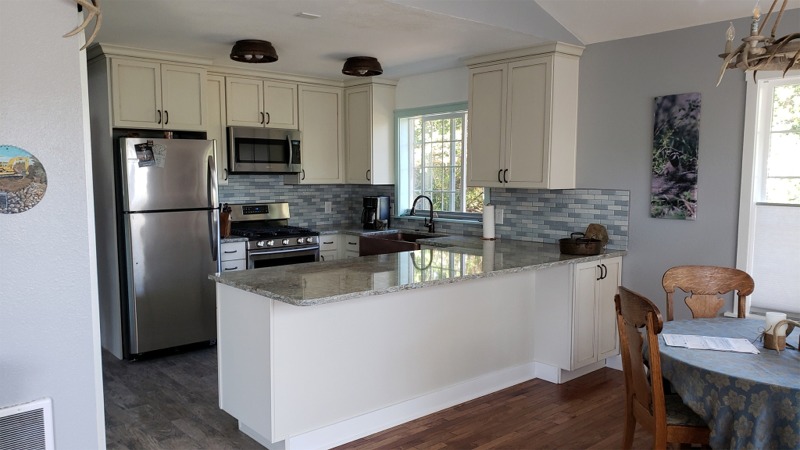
[208, 154, 220, 265]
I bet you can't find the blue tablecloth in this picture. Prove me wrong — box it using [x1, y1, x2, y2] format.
[660, 318, 800, 450]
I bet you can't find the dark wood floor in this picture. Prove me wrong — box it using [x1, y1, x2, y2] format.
[104, 346, 652, 449]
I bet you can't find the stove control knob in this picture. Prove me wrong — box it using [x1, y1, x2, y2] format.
[256, 240, 264, 248]
[297, 238, 304, 244]
[306, 237, 315, 244]
[267, 240, 274, 247]
[282, 239, 290, 246]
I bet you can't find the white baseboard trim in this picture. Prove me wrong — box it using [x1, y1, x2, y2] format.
[247, 362, 537, 450]
[534, 360, 608, 384]
[605, 355, 622, 371]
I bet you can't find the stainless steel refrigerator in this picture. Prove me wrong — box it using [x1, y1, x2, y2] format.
[118, 137, 220, 357]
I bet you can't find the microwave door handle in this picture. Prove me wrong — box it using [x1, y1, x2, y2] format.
[286, 135, 293, 165]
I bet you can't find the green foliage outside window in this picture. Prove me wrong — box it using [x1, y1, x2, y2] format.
[766, 83, 800, 204]
[411, 113, 483, 214]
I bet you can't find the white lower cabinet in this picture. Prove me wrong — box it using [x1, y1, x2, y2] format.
[220, 241, 246, 272]
[319, 235, 339, 262]
[534, 256, 622, 373]
[341, 234, 360, 258]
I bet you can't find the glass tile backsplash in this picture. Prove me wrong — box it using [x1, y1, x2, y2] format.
[220, 176, 629, 249]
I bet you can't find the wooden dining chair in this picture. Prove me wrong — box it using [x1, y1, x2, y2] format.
[615, 286, 710, 450]
[662, 265, 754, 321]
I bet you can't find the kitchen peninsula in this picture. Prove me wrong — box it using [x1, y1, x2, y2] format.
[210, 237, 625, 450]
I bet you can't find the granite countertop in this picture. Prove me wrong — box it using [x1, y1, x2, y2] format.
[210, 233, 626, 307]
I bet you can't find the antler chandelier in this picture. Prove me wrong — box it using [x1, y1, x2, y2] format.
[717, 0, 799, 85]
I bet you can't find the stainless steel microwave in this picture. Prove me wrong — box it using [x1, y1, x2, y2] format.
[227, 127, 301, 174]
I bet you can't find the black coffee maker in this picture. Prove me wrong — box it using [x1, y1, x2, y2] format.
[362, 196, 390, 230]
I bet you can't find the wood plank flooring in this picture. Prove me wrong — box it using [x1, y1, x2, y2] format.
[103, 346, 652, 449]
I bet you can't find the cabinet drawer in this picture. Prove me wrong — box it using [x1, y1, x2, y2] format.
[319, 236, 339, 251]
[220, 259, 246, 272]
[221, 242, 246, 261]
[343, 235, 360, 251]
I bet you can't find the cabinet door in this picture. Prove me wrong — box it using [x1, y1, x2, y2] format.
[298, 85, 344, 183]
[206, 75, 228, 185]
[467, 64, 506, 187]
[505, 58, 550, 188]
[341, 234, 360, 258]
[572, 261, 599, 369]
[111, 58, 162, 128]
[597, 257, 622, 359]
[345, 86, 372, 184]
[161, 64, 206, 131]
[225, 77, 264, 127]
[264, 81, 298, 129]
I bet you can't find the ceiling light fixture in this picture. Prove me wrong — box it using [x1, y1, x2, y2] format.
[342, 56, 383, 77]
[230, 40, 278, 64]
[717, 0, 799, 85]
[295, 12, 321, 19]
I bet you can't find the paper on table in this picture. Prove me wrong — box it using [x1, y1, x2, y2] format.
[663, 334, 760, 354]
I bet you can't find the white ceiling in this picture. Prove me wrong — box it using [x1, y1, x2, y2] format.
[92, 0, 800, 80]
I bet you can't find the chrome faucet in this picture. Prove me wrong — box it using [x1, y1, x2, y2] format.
[410, 195, 435, 233]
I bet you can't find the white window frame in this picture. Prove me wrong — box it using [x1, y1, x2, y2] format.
[736, 71, 800, 317]
[395, 102, 484, 221]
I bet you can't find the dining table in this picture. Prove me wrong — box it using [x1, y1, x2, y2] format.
[659, 317, 800, 450]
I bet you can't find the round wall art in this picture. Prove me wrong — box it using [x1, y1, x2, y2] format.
[0, 145, 47, 214]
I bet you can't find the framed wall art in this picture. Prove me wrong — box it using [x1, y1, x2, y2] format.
[650, 92, 701, 220]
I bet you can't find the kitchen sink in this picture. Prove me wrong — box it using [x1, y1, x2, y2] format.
[358, 231, 443, 256]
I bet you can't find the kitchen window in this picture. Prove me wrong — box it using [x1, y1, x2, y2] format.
[396, 103, 484, 219]
[737, 74, 800, 317]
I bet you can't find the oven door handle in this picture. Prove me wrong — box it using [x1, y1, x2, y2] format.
[249, 246, 319, 257]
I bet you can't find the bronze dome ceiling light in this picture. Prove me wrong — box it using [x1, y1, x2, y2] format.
[230, 40, 278, 63]
[342, 56, 383, 76]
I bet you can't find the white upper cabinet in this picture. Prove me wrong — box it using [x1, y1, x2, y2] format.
[111, 58, 207, 131]
[466, 43, 583, 189]
[344, 81, 396, 185]
[225, 76, 298, 129]
[287, 85, 344, 184]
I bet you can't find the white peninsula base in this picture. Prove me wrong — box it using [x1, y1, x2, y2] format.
[216, 271, 537, 450]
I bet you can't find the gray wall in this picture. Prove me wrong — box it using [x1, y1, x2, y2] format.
[576, 17, 763, 318]
[1, 1, 104, 448]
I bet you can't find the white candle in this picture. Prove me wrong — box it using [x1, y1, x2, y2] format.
[765, 312, 787, 337]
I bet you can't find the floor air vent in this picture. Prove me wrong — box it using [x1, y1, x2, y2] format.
[0, 398, 54, 450]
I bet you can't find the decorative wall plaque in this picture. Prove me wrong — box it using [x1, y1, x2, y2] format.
[0, 145, 47, 214]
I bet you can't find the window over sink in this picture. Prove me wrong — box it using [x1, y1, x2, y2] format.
[396, 103, 484, 220]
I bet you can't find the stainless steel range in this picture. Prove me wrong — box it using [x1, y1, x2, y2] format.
[228, 202, 319, 269]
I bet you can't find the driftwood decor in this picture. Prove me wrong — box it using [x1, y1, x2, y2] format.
[63, 0, 102, 51]
[717, 0, 800, 85]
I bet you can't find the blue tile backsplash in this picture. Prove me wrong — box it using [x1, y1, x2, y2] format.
[220, 176, 629, 249]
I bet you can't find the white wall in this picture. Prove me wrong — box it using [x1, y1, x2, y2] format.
[0, 1, 104, 448]
[395, 67, 468, 109]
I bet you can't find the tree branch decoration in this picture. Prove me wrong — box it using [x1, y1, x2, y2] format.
[717, 0, 799, 86]
[63, 0, 102, 51]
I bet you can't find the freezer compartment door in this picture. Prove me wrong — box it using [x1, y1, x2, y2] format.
[124, 209, 218, 355]
[121, 138, 217, 211]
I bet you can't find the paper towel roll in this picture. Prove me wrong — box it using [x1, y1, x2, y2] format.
[483, 204, 495, 239]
